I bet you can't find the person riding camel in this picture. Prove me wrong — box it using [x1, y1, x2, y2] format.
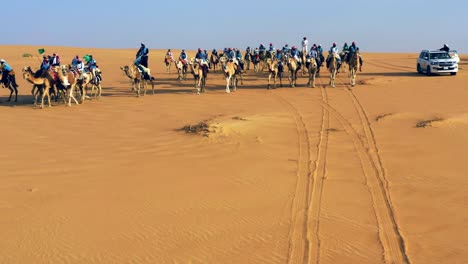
[195, 48, 209, 68]
[38, 55, 50, 76]
[265, 43, 274, 58]
[309, 45, 319, 61]
[290, 46, 301, 68]
[246, 46, 251, 55]
[136, 43, 149, 68]
[0, 59, 18, 89]
[275, 49, 282, 60]
[301, 37, 309, 55]
[259, 43, 266, 58]
[227, 48, 235, 60]
[326, 42, 341, 69]
[212, 49, 218, 57]
[259, 43, 266, 53]
[166, 49, 174, 60]
[342, 43, 349, 52]
[347, 42, 363, 71]
[75, 58, 86, 80]
[87, 55, 99, 82]
[235, 49, 244, 71]
[340, 42, 350, 62]
[71, 55, 79, 68]
[316, 45, 324, 66]
[179, 50, 188, 65]
[282, 44, 290, 54]
[253, 47, 259, 55]
[51, 53, 61, 67]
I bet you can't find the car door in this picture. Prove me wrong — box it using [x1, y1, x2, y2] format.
[421, 52, 429, 69]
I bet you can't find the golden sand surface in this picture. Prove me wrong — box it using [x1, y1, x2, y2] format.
[0, 46, 467, 263]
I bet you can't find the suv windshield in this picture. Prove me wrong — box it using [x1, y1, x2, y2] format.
[429, 52, 450, 59]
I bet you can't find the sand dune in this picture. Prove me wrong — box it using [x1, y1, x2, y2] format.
[0, 46, 467, 263]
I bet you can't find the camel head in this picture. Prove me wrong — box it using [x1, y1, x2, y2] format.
[22, 66, 32, 73]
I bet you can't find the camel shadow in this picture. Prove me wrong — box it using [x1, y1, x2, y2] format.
[0, 95, 36, 108]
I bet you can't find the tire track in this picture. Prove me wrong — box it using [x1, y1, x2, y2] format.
[272, 88, 329, 264]
[334, 76, 411, 264]
[365, 60, 414, 72]
[308, 80, 330, 264]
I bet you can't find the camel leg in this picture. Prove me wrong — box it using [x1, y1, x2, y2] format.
[312, 72, 316, 88]
[41, 90, 46, 109]
[226, 76, 231, 93]
[7, 85, 13, 102]
[233, 76, 237, 92]
[68, 85, 79, 106]
[268, 73, 271, 89]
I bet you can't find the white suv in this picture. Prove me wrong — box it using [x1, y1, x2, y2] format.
[417, 50, 458, 76]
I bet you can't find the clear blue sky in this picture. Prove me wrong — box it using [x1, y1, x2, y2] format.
[4, 0, 467, 53]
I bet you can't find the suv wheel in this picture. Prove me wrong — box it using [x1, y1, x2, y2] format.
[426, 66, 432, 76]
[417, 64, 422, 74]
[450, 72, 457, 76]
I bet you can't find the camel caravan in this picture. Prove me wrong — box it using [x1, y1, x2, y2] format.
[12, 52, 103, 109]
[160, 40, 362, 92]
[1, 40, 363, 106]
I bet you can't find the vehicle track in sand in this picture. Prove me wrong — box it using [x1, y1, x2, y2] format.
[328, 75, 411, 264]
[365, 59, 414, 73]
[271, 85, 329, 264]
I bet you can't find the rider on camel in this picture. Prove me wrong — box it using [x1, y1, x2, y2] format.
[326, 42, 341, 69]
[179, 50, 188, 65]
[348, 42, 363, 71]
[301, 37, 308, 55]
[0, 59, 18, 88]
[290, 46, 301, 68]
[136, 43, 149, 68]
[195, 48, 209, 68]
[51, 53, 61, 67]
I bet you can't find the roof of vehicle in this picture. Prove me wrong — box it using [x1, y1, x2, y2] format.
[421, 50, 449, 53]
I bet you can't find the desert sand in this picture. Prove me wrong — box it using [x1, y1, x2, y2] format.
[0, 46, 467, 264]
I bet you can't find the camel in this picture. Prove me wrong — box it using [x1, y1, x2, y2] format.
[0, 65, 18, 102]
[174, 59, 187, 80]
[164, 55, 173, 73]
[210, 53, 219, 72]
[22, 68, 51, 108]
[252, 53, 261, 73]
[287, 57, 300, 87]
[220, 57, 239, 93]
[301, 51, 308, 76]
[74, 70, 92, 103]
[189, 59, 209, 94]
[348, 52, 361, 87]
[23, 66, 62, 104]
[327, 54, 339, 88]
[88, 68, 103, 99]
[266, 58, 283, 89]
[306, 57, 318, 88]
[56, 65, 80, 106]
[339, 51, 348, 73]
[29, 67, 68, 104]
[120, 64, 155, 97]
[243, 52, 251, 71]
